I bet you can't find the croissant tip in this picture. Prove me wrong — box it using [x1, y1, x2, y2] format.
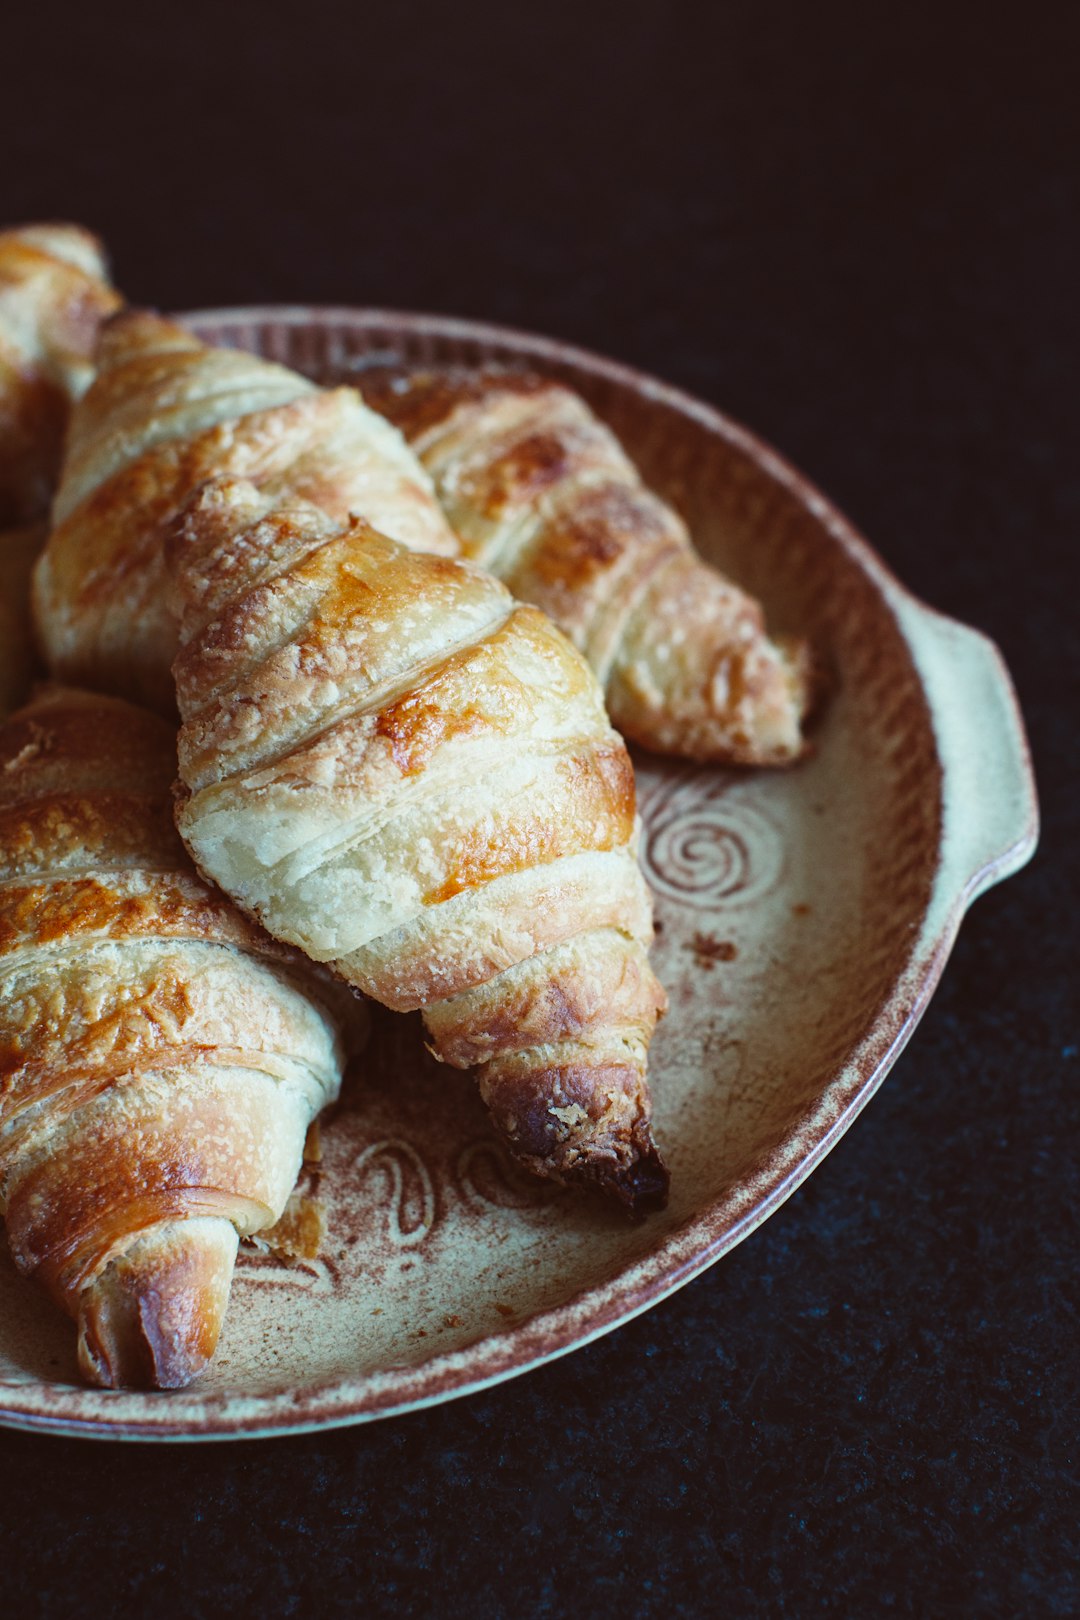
[599, 1130, 670, 1222]
[77, 1303, 214, 1392]
[75, 1218, 238, 1391]
[553, 1122, 668, 1221]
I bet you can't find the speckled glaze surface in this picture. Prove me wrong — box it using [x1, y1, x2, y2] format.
[0, 309, 1038, 1441]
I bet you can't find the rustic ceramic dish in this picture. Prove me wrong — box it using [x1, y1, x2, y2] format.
[0, 309, 1037, 1441]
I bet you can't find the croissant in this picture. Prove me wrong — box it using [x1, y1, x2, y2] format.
[0, 686, 353, 1389]
[362, 366, 813, 764]
[33, 310, 457, 711]
[0, 522, 46, 717]
[168, 478, 669, 1215]
[0, 224, 122, 526]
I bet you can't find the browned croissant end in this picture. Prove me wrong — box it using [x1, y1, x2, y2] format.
[77, 1218, 239, 1390]
[362, 365, 813, 766]
[168, 479, 669, 1216]
[0, 224, 122, 526]
[0, 686, 354, 1388]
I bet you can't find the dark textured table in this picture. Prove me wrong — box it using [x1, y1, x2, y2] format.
[3, 4, 1075, 1614]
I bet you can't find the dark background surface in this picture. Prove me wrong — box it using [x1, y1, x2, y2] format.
[3, 2, 1076, 1615]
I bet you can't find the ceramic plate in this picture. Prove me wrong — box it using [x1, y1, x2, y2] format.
[0, 309, 1038, 1440]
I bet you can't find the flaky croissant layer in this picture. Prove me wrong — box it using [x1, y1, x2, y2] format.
[363, 365, 813, 765]
[169, 479, 669, 1214]
[33, 310, 457, 711]
[0, 687, 354, 1388]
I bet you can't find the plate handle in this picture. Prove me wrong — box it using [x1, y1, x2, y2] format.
[895, 595, 1039, 904]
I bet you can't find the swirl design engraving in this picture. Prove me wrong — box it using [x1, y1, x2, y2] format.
[236, 1130, 566, 1294]
[640, 772, 784, 910]
[456, 1138, 565, 1211]
[352, 1138, 436, 1249]
[239, 1252, 335, 1294]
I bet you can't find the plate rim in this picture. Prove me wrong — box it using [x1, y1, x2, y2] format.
[0, 305, 1039, 1442]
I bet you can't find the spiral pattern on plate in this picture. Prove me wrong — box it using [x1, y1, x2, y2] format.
[642, 788, 784, 910]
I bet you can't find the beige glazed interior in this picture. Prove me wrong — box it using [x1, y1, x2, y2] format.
[0, 310, 1037, 1440]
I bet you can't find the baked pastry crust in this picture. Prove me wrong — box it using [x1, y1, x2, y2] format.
[0, 686, 354, 1387]
[363, 366, 812, 764]
[34, 311, 457, 710]
[170, 480, 668, 1214]
[0, 224, 121, 526]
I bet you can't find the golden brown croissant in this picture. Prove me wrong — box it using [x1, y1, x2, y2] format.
[168, 479, 668, 1215]
[0, 224, 122, 526]
[0, 522, 46, 717]
[362, 366, 813, 764]
[0, 686, 353, 1389]
[33, 310, 457, 711]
